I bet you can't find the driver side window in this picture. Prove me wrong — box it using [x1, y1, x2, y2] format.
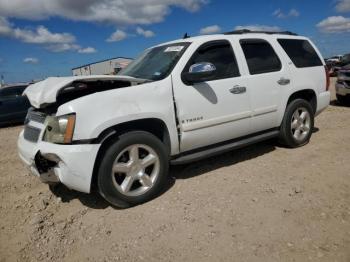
[185, 40, 240, 81]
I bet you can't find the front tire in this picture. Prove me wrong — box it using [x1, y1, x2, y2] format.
[279, 99, 314, 148]
[97, 131, 169, 208]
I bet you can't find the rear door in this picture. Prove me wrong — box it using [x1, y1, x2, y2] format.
[239, 38, 289, 131]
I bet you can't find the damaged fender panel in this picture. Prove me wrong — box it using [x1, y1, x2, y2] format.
[56, 77, 180, 155]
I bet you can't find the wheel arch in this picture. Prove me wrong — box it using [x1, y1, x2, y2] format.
[90, 118, 172, 191]
[286, 89, 317, 114]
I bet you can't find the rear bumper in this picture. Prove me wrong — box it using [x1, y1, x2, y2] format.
[335, 83, 350, 96]
[316, 91, 331, 116]
[17, 130, 100, 193]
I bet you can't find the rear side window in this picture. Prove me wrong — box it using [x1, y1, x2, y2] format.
[240, 39, 282, 75]
[277, 39, 322, 68]
[185, 40, 240, 80]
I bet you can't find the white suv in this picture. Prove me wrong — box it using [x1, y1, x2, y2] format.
[18, 30, 331, 207]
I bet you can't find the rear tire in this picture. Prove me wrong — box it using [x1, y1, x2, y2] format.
[97, 131, 169, 208]
[279, 99, 314, 148]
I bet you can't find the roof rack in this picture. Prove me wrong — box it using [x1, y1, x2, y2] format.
[224, 29, 298, 36]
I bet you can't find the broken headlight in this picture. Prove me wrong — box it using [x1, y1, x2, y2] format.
[43, 114, 76, 144]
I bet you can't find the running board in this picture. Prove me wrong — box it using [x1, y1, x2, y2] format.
[171, 130, 279, 165]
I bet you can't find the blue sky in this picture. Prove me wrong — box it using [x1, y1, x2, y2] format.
[0, 0, 349, 83]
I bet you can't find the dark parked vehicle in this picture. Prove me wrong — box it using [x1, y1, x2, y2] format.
[336, 64, 350, 105]
[325, 53, 350, 77]
[339, 53, 350, 66]
[325, 60, 338, 77]
[0, 84, 31, 126]
[331, 53, 350, 76]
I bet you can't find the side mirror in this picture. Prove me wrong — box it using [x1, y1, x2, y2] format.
[182, 62, 216, 85]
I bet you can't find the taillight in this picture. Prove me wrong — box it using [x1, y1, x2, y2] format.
[325, 65, 330, 91]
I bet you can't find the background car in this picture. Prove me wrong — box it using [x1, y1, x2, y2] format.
[335, 64, 350, 105]
[325, 60, 337, 77]
[327, 53, 350, 77]
[325, 55, 343, 64]
[0, 84, 31, 126]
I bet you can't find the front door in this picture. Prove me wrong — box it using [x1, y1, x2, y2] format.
[172, 40, 252, 152]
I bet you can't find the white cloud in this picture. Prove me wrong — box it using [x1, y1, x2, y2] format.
[273, 8, 300, 19]
[0, 16, 94, 52]
[0, 17, 75, 44]
[78, 47, 97, 53]
[0, 0, 208, 26]
[234, 25, 282, 32]
[23, 57, 39, 64]
[136, 27, 155, 38]
[106, 29, 127, 42]
[46, 43, 80, 52]
[289, 9, 300, 17]
[199, 25, 221, 34]
[336, 0, 350, 12]
[317, 16, 350, 33]
[0, 16, 12, 35]
[13, 26, 75, 44]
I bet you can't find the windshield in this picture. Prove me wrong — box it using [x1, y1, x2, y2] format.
[119, 42, 190, 81]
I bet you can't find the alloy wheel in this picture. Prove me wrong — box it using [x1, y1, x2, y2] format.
[291, 107, 311, 142]
[111, 144, 160, 197]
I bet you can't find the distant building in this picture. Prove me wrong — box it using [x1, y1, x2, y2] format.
[0, 75, 4, 88]
[72, 57, 133, 76]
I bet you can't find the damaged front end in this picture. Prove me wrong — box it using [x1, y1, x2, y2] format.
[18, 75, 143, 192]
[34, 151, 60, 184]
[23, 75, 147, 109]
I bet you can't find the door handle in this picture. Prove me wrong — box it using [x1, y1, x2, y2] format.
[230, 85, 246, 94]
[277, 77, 290, 85]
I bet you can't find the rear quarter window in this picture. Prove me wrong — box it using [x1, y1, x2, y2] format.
[277, 39, 323, 68]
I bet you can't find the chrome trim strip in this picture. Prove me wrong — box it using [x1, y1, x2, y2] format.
[182, 111, 251, 132]
[252, 105, 278, 117]
[28, 120, 45, 130]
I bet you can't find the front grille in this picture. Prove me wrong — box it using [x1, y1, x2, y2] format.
[23, 125, 41, 142]
[26, 110, 46, 124]
[23, 109, 47, 143]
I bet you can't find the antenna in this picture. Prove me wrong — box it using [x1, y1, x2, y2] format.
[183, 33, 190, 39]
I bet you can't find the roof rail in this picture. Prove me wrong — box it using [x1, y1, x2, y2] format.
[224, 29, 298, 36]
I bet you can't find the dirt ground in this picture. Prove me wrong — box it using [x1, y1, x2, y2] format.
[0, 79, 349, 262]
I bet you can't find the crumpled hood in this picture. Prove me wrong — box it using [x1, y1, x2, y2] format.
[23, 75, 143, 108]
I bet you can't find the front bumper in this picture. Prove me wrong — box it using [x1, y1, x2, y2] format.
[18, 130, 100, 193]
[335, 83, 350, 96]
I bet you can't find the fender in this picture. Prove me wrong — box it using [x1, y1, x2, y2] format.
[56, 77, 181, 155]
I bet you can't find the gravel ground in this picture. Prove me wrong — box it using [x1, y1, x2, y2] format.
[0, 79, 349, 262]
